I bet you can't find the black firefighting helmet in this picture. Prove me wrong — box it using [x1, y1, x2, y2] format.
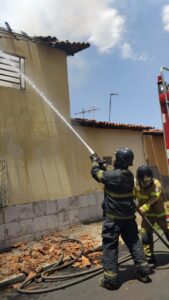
[136, 165, 153, 187]
[114, 148, 134, 169]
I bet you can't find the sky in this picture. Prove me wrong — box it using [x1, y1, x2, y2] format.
[1, 0, 169, 129]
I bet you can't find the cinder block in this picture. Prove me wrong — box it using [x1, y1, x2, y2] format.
[6, 234, 34, 248]
[34, 231, 43, 241]
[58, 211, 69, 228]
[97, 203, 103, 219]
[96, 192, 104, 205]
[79, 207, 90, 222]
[57, 198, 69, 213]
[0, 210, 4, 225]
[78, 195, 88, 208]
[46, 200, 58, 215]
[87, 193, 97, 206]
[0, 224, 5, 240]
[21, 234, 34, 243]
[20, 219, 34, 235]
[69, 209, 79, 225]
[0, 240, 6, 250]
[33, 201, 46, 217]
[69, 197, 79, 209]
[88, 205, 98, 220]
[34, 230, 50, 241]
[5, 222, 21, 239]
[19, 204, 34, 220]
[33, 216, 47, 232]
[46, 214, 58, 230]
[4, 205, 20, 223]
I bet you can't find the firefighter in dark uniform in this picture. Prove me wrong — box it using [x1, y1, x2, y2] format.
[135, 165, 169, 265]
[90, 148, 151, 290]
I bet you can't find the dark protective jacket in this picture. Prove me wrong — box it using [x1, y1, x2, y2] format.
[91, 161, 135, 219]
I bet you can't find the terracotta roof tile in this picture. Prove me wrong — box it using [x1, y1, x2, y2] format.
[71, 118, 154, 131]
[0, 27, 90, 56]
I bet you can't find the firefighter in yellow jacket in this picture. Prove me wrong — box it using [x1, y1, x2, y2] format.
[134, 165, 169, 265]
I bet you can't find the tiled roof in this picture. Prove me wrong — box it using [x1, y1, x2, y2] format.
[0, 27, 90, 56]
[143, 129, 163, 135]
[71, 118, 154, 131]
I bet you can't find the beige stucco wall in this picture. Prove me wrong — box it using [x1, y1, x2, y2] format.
[0, 36, 78, 205]
[143, 135, 168, 176]
[0, 36, 147, 206]
[71, 125, 147, 191]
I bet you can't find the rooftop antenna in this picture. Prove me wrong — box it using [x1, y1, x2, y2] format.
[87, 106, 99, 120]
[21, 31, 29, 37]
[5, 22, 12, 32]
[109, 92, 119, 122]
[74, 106, 99, 119]
[5, 21, 19, 40]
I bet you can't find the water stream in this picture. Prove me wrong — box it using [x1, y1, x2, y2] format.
[0, 50, 94, 155]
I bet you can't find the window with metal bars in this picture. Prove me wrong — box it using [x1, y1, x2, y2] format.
[0, 52, 25, 90]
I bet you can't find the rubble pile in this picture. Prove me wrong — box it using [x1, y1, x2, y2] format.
[0, 223, 103, 282]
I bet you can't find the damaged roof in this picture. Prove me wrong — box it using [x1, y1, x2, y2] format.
[0, 26, 90, 56]
[71, 118, 154, 131]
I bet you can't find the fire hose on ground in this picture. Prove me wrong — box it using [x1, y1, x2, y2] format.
[17, 211, 169, 294]
[135, 205, 169, 249]
[17, 243, 137, 294]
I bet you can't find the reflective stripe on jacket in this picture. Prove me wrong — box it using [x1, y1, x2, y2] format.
[91, 161, 135, 219]
[134, 178, 166, 217]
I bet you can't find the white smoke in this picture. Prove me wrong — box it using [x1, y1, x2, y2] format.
[0, 0, 125, 53]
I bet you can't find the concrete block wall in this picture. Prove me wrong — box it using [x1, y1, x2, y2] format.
[0, 192, 104, 250]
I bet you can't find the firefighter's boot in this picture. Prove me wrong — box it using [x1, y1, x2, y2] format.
[146, 254, 156, 266]
[100, 271, 119, 290]
[135, 262, 151, 283]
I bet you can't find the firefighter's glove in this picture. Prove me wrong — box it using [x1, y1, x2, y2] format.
[98, 159, 107, 170]
[140, 210, 145, 216]
[139, 208, 146, 216]
[90, 153, 100, 162]
[140, 204, 149, 215]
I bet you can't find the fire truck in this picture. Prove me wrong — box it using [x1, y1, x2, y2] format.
[157, 68, 169, 172]
[157, 68, 169, 221]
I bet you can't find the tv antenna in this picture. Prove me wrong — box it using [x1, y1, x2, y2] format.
[74, 106, 99, 119]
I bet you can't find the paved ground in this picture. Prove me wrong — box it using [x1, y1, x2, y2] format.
[0, 236, 168, 300]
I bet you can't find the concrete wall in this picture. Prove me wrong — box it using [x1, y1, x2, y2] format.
[0, 192, 103, 250]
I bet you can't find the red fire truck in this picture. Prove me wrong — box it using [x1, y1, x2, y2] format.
[157, 68, 169, 222]
[157, 67, 169, 172]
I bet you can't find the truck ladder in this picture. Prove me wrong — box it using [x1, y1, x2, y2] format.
[157, 67, 169, 173]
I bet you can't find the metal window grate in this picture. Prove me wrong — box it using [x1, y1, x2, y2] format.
[0, 52, 25, 90]
[0, 159, 8, 207]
